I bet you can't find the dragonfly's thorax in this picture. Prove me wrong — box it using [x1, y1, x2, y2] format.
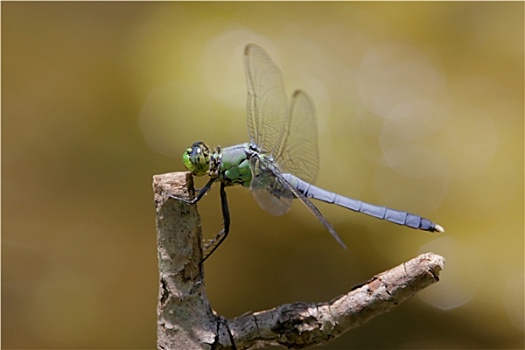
[216, 143, 253, 188]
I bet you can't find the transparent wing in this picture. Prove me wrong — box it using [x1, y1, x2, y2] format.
[244, 44, 287, 155]
[249, 154, 294, 216]
[274, 90, 319, 184]
[250, 154, 346, 248]
[245, 45, 320, 215]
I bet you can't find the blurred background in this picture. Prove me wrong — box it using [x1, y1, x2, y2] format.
[2, 2, 523, 349]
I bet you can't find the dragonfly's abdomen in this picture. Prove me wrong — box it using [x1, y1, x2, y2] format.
[283, 173, 442, 232]
[219, 144, 252, 188]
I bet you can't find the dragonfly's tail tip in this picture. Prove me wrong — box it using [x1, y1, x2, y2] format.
[434, 224, 445, 233]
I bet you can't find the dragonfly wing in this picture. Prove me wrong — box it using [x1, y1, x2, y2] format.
[245, 45, 322, 222]
[274, 90, 319, 184]
[250, 155, 347, 248]
[249, 154, 293, 216]
[244, 44, 288, 155]
[251, 187, 293, 216]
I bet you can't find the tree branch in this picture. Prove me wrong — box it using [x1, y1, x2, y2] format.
[153, 172, 445, 349]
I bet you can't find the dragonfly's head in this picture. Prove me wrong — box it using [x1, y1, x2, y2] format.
[182, 141, 211, 176]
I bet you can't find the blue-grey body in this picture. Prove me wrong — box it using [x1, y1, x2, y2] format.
[212, 142, 439, 231]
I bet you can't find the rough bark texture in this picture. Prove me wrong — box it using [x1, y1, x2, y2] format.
[154, 172, 217, 349]
[154, 172, 445, 349]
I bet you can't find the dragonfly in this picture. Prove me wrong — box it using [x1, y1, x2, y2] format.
[174, 43, 444, 261]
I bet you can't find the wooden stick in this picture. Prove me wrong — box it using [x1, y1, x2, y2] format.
[154, 172, 445, 349]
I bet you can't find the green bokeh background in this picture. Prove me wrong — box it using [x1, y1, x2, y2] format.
[2, 2, 523, 349]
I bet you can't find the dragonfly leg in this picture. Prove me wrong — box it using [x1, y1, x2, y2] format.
[169, 177, 216, 205]
[202, 182, 230, 261]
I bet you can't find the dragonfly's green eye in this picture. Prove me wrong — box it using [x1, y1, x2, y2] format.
[182, 141, 211, 176]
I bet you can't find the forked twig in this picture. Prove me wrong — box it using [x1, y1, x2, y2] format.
[153, 172, 445, 350]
